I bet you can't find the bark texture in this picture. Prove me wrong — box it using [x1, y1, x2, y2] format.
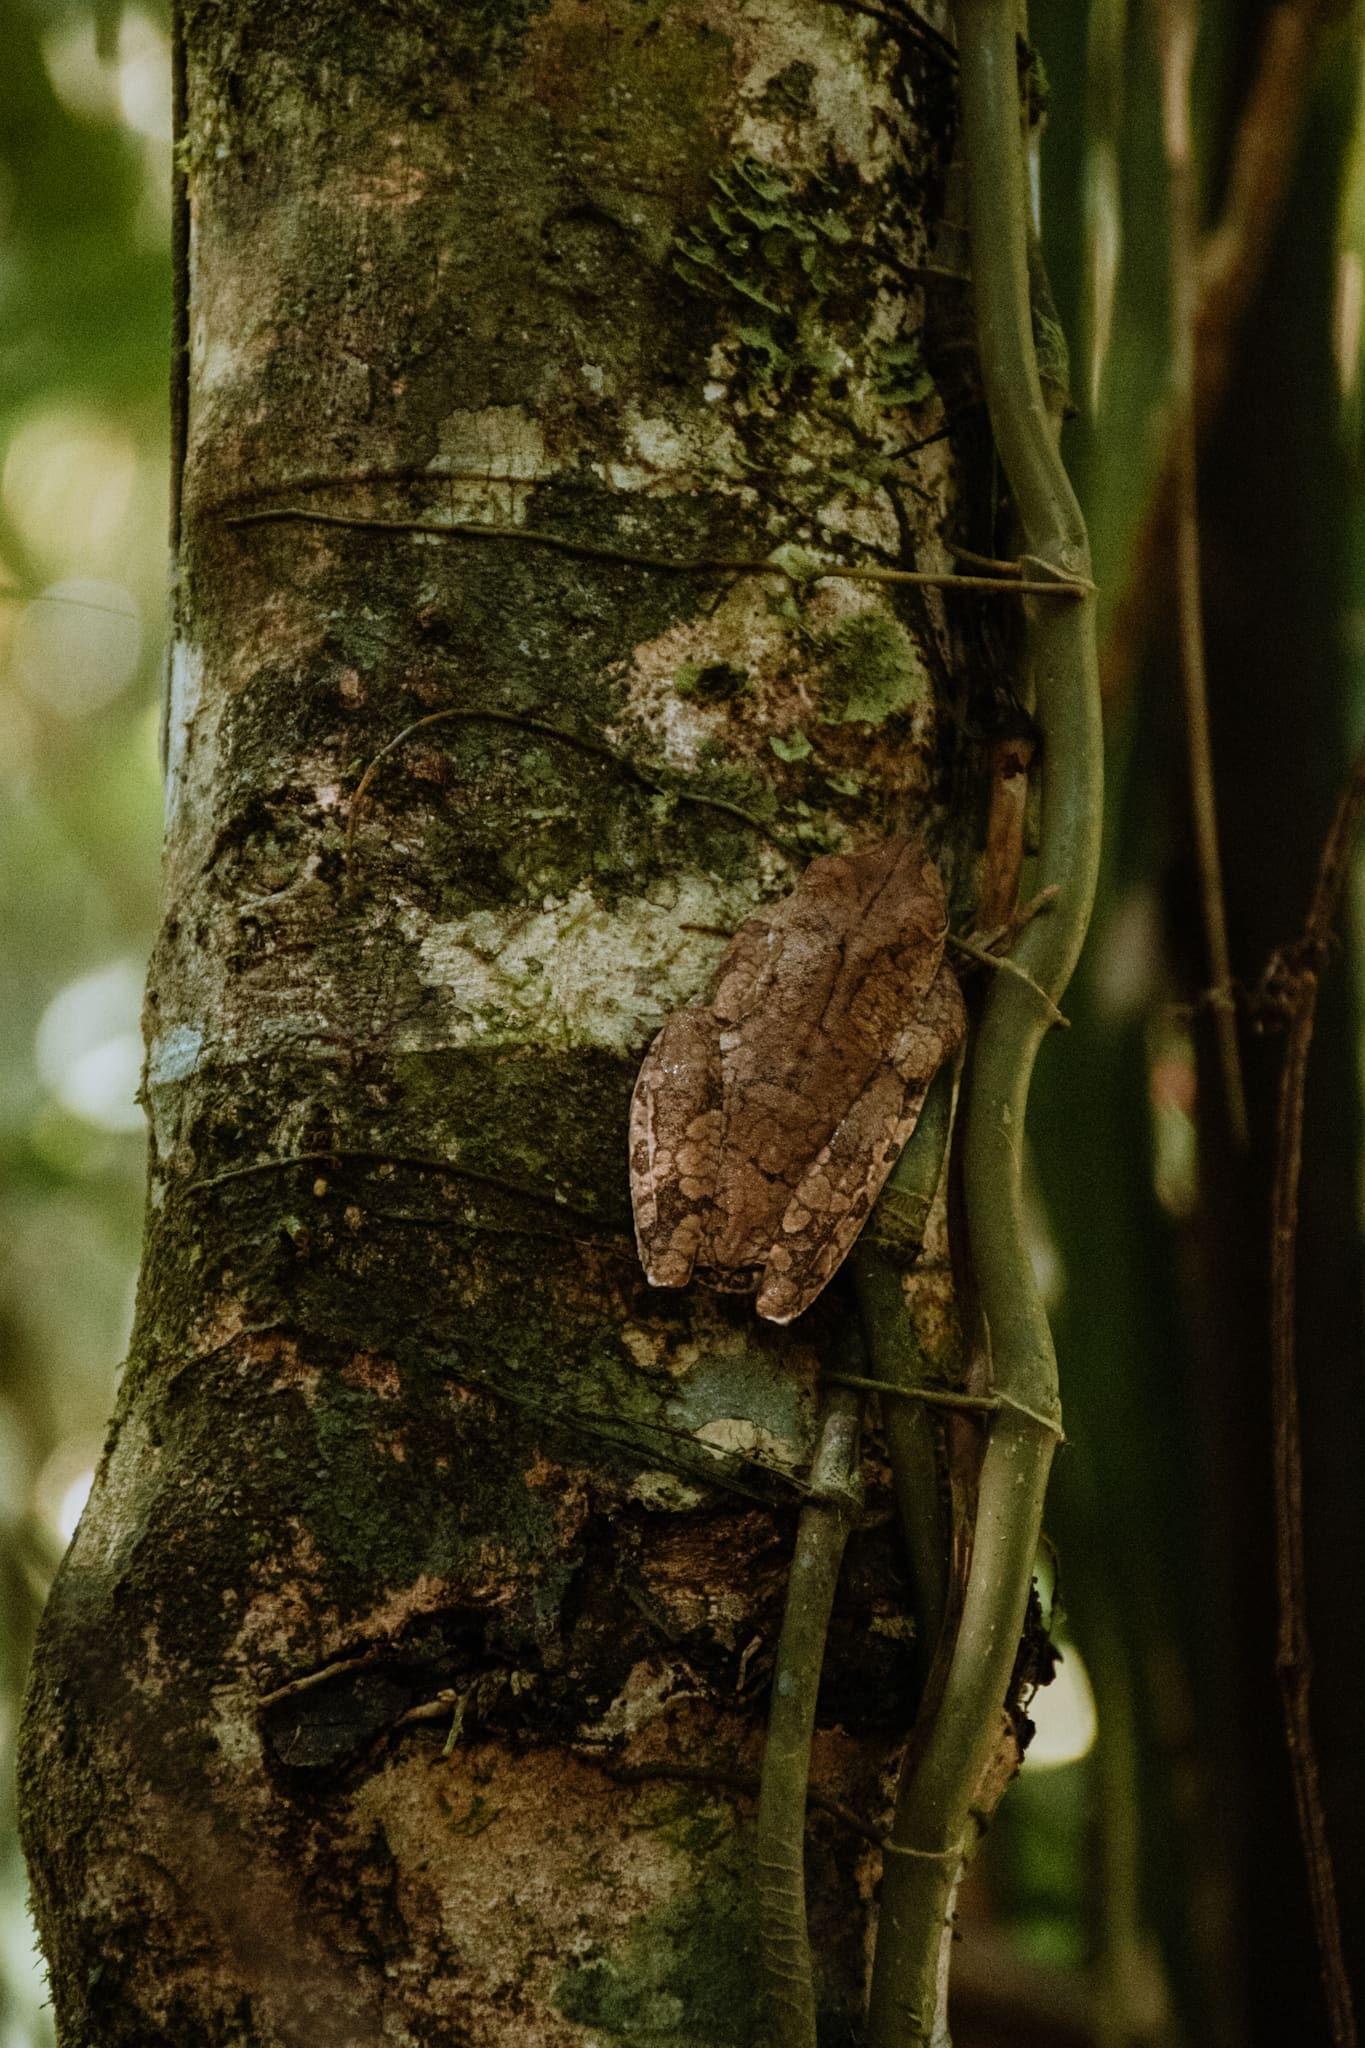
[20, 3, 975, 2041]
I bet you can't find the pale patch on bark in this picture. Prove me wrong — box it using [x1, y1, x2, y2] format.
[605, 582, 821, 772]
[196, 331, 267, 400]
[662, 1325, 814, 1473]
[294, 754, 348, 815]
[584, 1654, 710, 1742]
[813, 481, 904, 556]
[351, 1742, 692, 2041]
[146, 851, 791, 1115]
[727, 0, 904, 175]
[656, 1313, 816, 1399]
[148, 1020, 204, 1085]
[606, 575, 930, 772]
[407, 874, 768, 1054]
[62, 1409, 160, 1580]
[427, 405, 554, 520]
[627, 1469, 707, 1511]
[596, 399, 757, 497]
[692, 1415, 788, 1464]
[236, 1523, 340, 1668]
[618, 1324, 671, 1373]
[162, 636, 203, 833]
[207, 1676, 266, 1771]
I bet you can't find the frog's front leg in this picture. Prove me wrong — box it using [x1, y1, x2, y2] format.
[628, 1007, 723, 1290]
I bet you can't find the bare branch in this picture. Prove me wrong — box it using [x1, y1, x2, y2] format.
[1266, 739, 1365, 2048]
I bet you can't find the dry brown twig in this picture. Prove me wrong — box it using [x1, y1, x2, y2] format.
[1259, 738, 1365, 2048]
[1152, 0, 1249, 1147]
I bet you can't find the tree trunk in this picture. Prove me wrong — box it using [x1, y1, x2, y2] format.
[19, 4, 977, 2042]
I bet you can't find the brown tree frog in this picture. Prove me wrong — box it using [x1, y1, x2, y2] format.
[629, 837, 965, 1324]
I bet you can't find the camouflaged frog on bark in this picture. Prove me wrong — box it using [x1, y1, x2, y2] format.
[629, 838, 965, 1324]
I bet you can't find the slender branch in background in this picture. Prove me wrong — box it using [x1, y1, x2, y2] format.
[1086, 1609, 1165, 2048]
[1083, 0, 1128, 418]
[1264, 739, 1365, 2048]
[1194, 2, 1335, 421]
[1153, 0, 1249, 1150]
[1102, 0, 1331, 706]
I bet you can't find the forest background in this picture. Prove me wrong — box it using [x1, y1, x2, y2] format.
[2, 1, 1364, 2043]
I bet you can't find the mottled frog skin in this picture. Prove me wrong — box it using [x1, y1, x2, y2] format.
[629, 837, 965, 1323]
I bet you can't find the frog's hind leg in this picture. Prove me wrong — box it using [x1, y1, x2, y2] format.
[887, 959, 967, 1091]
[628, 1007, 723, 1291]
[757, 1064, 921, 1324]
[758, 966, 964, 1324]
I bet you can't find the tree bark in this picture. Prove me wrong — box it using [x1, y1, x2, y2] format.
[19, 3, 977, 2043]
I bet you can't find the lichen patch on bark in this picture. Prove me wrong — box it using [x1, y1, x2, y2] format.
[405, 876, 760, 1054]
[351, 1743, 698, 2041]
[727, 0, 904, 175]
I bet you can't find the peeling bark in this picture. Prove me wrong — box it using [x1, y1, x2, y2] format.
[19, 3, 975, 2042]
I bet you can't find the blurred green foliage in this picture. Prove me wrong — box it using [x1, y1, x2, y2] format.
[1, 4, 170, 2037]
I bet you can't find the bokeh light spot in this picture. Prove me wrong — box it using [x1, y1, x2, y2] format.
[56, 1469, 94, 1544]
[12, 580, 142, 718]
[41, 8, 171, 140]
[117, 11, 173, 141]
[32, 1436, 105, 1555]
[35, 960, 146, 1133]
[1027, 1641, 1099, 1769]
[3, 411, 138, 570]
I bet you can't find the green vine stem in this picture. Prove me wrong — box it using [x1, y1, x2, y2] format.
[852, 1066, 958, 1700]
[865, 4, 1104, 2042]
[755, 1375, 864, 2048]
[756, 1077, 957, 2048]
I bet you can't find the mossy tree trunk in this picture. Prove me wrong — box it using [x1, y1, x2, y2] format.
[19, 4, 987, 2042]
